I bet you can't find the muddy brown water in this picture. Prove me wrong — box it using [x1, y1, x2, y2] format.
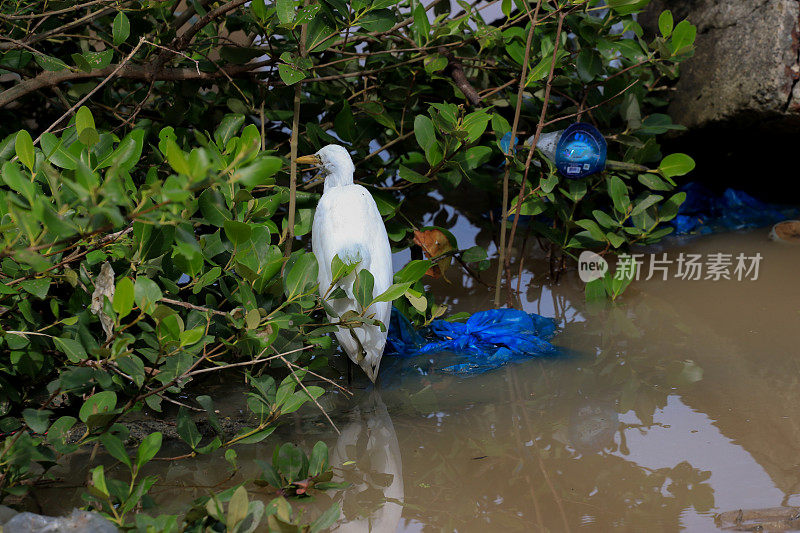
[33, 226, 800, 532]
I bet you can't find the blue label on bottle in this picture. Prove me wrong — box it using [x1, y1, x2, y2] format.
[554, 123, 607, 179]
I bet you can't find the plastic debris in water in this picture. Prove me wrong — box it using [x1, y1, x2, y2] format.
[769, 220, 800, 243]
[500, 132, 517, 155]
[386, 308, 559, 375]
[554, 122, 607, 179]
[672, 182, 800, 235]
[526, 123, 607, 179]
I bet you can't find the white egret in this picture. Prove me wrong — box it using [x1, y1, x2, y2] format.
[297, 145, 392, 382]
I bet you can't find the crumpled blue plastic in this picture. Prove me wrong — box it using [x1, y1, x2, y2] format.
[672, 182, 800, 235]
[386, 308, 559, 375]
[500, 132, 518, 155]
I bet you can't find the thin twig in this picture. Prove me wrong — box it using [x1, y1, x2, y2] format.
[160, 297, 228, 317]
[285, 7, 309, 256]
[494, 0, 543, 307]
[505, 11, 565, 306]
[187, 346, 313, 377]
[356, 131, 414, 166]
[280, 355, 340, 435]
[30, 37, 146, 147]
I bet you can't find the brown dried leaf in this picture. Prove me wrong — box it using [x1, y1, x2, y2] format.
[413, 229, 454, 279]
[90, 262, 115, 339]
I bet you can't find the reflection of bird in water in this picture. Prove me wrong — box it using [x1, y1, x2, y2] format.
[330, 390, 404, 532]
[298, 145, 393, 383]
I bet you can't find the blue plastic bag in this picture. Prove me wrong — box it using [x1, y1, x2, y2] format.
[673, 182, 799, 235]
[386, 308, 559, 375]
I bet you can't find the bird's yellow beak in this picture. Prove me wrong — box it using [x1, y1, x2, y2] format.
[296, 154, 321, 166]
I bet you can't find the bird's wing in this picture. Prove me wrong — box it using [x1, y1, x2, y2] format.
[312, 185, 393, 380]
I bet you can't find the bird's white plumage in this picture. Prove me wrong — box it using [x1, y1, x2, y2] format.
[311, 145, 393, 382]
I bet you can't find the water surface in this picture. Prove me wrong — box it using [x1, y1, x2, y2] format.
[33, 228, 800, 532]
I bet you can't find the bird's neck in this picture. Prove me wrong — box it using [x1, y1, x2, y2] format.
[323, 168, 354, 193]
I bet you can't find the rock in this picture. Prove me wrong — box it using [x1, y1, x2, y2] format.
[642, 0, 800, 129]
[2, 509, 117, 532]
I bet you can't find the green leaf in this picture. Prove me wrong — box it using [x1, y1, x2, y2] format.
[658, 10, 674, 37]
[165, 140, 190, 175]
[276, 0, 296, 24]
[22, 408, 51, 434]
[54, 336, 87, 362]
[281, 385, 325, 414]
[405, 290, 427, 313]
[232, 426, 275, 444]
[47, 416, 77, 450]
[398, 165, 430, 183]
[15, 130, 34, 171]
[80, 50, 113, 70]
[354, 269, 374, 309]
[97, 129, 145, 170]
[371, 281, 412, 304]
[361, 9, 395, 32]
[136, 432, 162, 469]
[283, 252, 318, 300]
[575, 219, 606, 242]
[638, 173, 672, 191]
[576, 50, 602, 83]
[308, 441, 328, 477]
[606, 0, 649, 15]
[631, 193, 664, 216]
[278, 64, 306, 85]
[198, 189, 230, 226]
[329, 254, 358, 285]
[658, 153, 695, 178]
[71, 53, 92, 73]
[461, 246, 487, 262]
[113, 11, 131, 45]
[79, 391, 117, 423]
[251, 0, 268, 20]
[294, 3, 320, 25]
[585, 278, 607, 305]
[659, 192, 686, 221]
[413, 4, 430, 45]
[234, 156, 282, 188]
[41, 132, 79, 170]
[593, 210, 620, 228]
[227, 486, 249, 531]
[180, 327, 204, 347]
[607, 176, 630, 214]
[75, 106, 99, 146]
[134, 277, 163, 315]
[671, 20, 697, 53]
[214, 114, 245, 148]
[394, 260, 431, 284]
[461, 111, 490, 144]
[91, 466, 109, 498]
[224, 220, 252, 245]
[113, 277, 134, 319]
[2, 161, 34, 202]
[20, 278, 49, 299]
[34, 53, 68, 71]
[414, 115, 442, 166]
[100, 433, 132, 468]
[176, 407, 202, 449]
[276, 442, 306, 481]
